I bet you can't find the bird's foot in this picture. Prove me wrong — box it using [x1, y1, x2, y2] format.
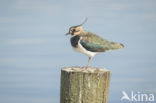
[81, 66, 91, 70]
[84, 66, 91, 69]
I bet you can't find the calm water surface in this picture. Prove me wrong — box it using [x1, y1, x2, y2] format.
[0, 0, 156, 103]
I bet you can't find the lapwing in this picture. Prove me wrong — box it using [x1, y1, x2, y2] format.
[66, 19, 124, 68]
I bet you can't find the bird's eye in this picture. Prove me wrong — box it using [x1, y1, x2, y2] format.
[73, 29, 75, 32]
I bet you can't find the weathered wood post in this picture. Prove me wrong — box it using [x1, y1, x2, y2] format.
[60, 67, 111, 103]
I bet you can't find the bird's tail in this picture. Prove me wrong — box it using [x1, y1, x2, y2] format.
[109, 42, 124, 50]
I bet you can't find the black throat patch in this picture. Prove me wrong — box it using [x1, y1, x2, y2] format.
[70, 35, 80, 47]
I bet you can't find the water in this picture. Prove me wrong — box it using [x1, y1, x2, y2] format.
[0, 0, 156, 103]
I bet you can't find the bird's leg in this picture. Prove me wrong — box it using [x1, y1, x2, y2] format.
[87, 57, 92, 68]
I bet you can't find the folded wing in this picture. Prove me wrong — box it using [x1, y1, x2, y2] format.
[80, 32, 124, 52]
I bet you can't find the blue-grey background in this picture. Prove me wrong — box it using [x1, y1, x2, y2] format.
[0, 0, 156, 103]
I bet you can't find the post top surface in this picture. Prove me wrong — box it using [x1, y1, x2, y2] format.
[62, 66, 110, 73]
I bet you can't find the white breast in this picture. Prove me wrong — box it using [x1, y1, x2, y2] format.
[72, 39, 97, 57]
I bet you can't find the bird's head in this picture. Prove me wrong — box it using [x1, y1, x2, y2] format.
[66, 18, 87, 36]
[66, 25, 82, 36]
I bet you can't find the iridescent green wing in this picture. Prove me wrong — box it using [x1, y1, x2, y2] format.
[80, 32, 124, 52]
[80, 32, 110, 52]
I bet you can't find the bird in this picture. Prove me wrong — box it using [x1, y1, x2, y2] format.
[66, 18, 124, 68]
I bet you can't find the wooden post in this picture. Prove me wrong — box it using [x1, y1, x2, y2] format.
[60, 67, 111, 103]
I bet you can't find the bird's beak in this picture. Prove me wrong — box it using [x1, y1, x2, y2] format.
[65, 32, 69, 36]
